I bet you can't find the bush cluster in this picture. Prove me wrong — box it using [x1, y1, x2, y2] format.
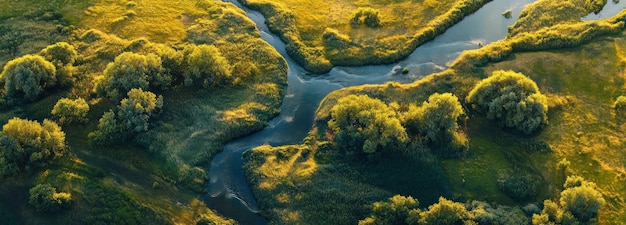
[28, 183, 72, 212]
[0, 118, 66, 178]
[328, 93, 467, 159]
[532, 176, 605, 224]
[89, 88, 163, 146]
[0, 54, 57, 102]
[350, 7, 381, 27]
[467, 70, 548, 134]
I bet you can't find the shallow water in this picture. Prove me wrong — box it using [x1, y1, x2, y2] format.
[204, 0, 539, 224]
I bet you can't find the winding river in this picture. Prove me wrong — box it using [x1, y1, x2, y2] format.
[204, 0, 623, 224]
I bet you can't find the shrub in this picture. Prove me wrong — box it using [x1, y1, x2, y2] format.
[89, 88, 163, 146]
[328, 95, 407, 158]
[359, 195, 420, 225]
[29, 183, 72, 212]
[466, 70, 548, 134]
[497, 168, 541, 201]
[1, 54, 57, 101]
[184, 44, 232, 87]
[418, 197, 471, 225]
[613, 95, 626, 116]
[401, 93, 467, 157]
[0, 118, 66, 177]
[350, 7, 381, 28]
[51, 98, 90, 125]
[99, 52, 169, 99]
[40, 42, 77, 66]
[559, 177, 604, 222]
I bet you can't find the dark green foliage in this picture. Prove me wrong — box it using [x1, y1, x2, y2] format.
[497, 168, 541, 201]
[51, 98, 90, 125]
[467, 70, 548, 134]
[328, 94, 408, 158]
[401, 93, 467, 157]
[99, 52, 169, 99]
[532, 176, 604, 224]
[28, 183, 72, 212]
[350, 7, 381, 27]
[359, 195, 420, 225]
[559, 176, 604, 222]
[89, 88, 163, 146]
[418, 197, 471, 225]
[1, 54, 56, 101]
[0, 118, 66, 177]
[183, 44, 232, 87]
[469, 201, 530, 225]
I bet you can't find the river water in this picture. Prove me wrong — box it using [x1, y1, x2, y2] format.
[204, 0, 623, 224]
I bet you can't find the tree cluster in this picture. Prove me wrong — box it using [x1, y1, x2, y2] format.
[40, 42, 77, 87]
[0, 55, 57, 102]
[467, 70, 548, 134]
[532, 176, 605, 224]
[183, 44, 232, 88]
[328, 93, 467, 159]
[29, 183, 72, 212]
[359, 196, 531, 225]
[0, 118, 66, 177]
[89, 88, 163, 146]
[99, 52, 169, 100]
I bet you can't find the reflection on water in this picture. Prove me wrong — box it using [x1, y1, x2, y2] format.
[205, 0, 538, 224]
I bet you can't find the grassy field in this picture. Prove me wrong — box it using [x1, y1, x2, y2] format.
[0, 0, 287, 224]
[244, 0, 626, 224]
[241, 0, 492, 73]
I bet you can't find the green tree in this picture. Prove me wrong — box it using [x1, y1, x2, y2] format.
[466, 70, 548, 134]
[418, 197, 471, 225]
[100, 52, 169, 99]
[0, 118, 66, 177]
[1, 54, 56, 101]
[184, 44, 232, 87]
[29, 183, 72, 212]
[560, 176, 604, 222]
[89, 88, 163, 146]
[359, 195, 420, 225]
[328, 94, 408, 158]
[40, 42, 78, 87]
[51, 98, 90, 125]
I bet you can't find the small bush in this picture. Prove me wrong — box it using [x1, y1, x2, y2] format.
[497, 168, 541, 201]
[350, 7, 381, 28]
[51, 98, 90, 125]
[183, 44, 232, 88]
[29, 183, 72, 212]
[613, 96, 626, 116]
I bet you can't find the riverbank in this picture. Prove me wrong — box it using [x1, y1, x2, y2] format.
[240, 0, 493, 73]
[244, 0, 626, 224]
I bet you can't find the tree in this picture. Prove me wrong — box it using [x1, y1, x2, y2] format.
[559, 176, 604, 222]
[1, 54, 57, 101]
[100, 52, 169, 99]
[51, 98, 90, 125]
[0, 118, 66, 177]
[466, 70, 548, 134]
[29, 183, 72, 212]
[401, 93, 467, 157]
[40, 42, 78, 87]
[184, 44, 232, 87]
[359, 195, 420, 225]
[89, 88, 163, 146]
[328, 94, 408, 158]
[418, 197, 471, 225]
